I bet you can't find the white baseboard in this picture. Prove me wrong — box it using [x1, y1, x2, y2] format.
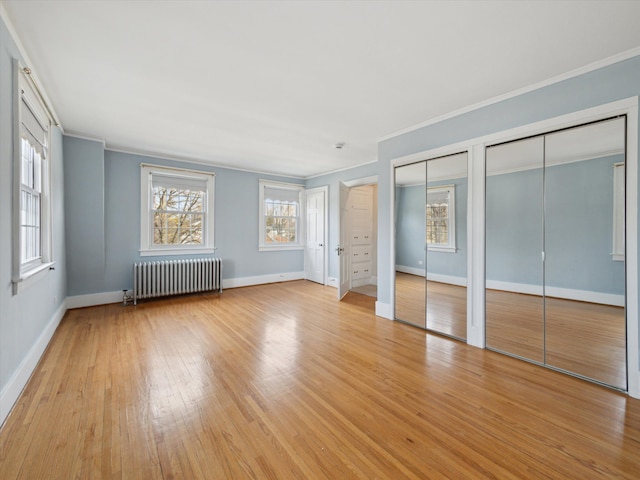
[327, 277, 338, 288]
[396, 265, 425, 276]
[67, 290, 125, 309]
[426, 273, 467, 287]
[396, 267, 623, 306]
[375, 301, 393, 320]
[222, 271, 305, 289]
[1, 301, 67, 427]
[486, 280, 624, 307]
[65, 272, 308, 310]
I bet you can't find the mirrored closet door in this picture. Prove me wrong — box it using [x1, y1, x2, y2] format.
[395, 161, 427, 328]
[394, 154, 468, 340]
[485, 117, 627, 390]
[425, 154, 468, 340]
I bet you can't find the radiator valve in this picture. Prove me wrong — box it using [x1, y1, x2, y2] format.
[122, 289, 134, 306]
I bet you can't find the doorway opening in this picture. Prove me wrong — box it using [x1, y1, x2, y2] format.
[339, 177, 378, 302]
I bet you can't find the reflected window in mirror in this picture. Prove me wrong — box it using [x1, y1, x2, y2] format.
[426, 185, 455, 252]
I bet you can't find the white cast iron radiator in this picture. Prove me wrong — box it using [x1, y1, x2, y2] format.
[133, 258, 222, 305]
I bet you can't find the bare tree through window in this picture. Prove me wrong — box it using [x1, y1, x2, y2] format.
[153, 187, 204, 245]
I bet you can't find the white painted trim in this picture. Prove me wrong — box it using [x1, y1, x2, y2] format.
[106, 146, 306, 179]
[0, 4, 63, 129]
[304, 185, 329, 285]
[391, 98, 638, 171]
[67, 272, 308, 309]
[468, 144, 486, 348]
[343, 175, 378, 188]
[427, 184, 456, 251]
[305, 159, 377, 180]
[140, 164, 216, 254]
[427, 273, 466, 287]
[486, 149, 625, 178]
[222, 271, 306, 289]
[63, 132, 106, 146]
[66, 291, 125, 309]
[395, 265, 425, 276]
[259, 179, 305, 251]
[388, 159, 397, 320]
[624, 103, 639, 398]
[389, 97, 639, 390]
[12, 262, 55, 295]
[485, 280, 625, 307]
[375, 301, 393, 320]
[140, 247, 218, 257]
[258, 245, 305, 252]
[379, 47, 640, 142]
[0, 301, 67, 427]
[327, 277, 338, 288]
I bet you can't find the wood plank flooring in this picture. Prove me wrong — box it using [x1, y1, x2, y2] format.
[1, 280, 639, 478]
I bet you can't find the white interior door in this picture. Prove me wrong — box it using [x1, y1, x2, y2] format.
[338, 182, 350, 299]
[305, 189, 325, 284]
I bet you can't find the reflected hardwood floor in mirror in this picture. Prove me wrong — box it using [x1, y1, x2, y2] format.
[395, 272, 467, 338]
[486, 290, 626, 388]
[395, 272, 425, 326]
[1, 280, 639, 479]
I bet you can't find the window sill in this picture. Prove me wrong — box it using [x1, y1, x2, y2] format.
[259, 245, 304, 252]
[427, 246, 456, 253]
[140, 247, 216, 257]
[13, 261, 56, 295]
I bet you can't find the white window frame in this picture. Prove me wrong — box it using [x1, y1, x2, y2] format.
[426, 184, 456, 253]
[259, 180, 305, 251]
[12, 59, 54, 294]
[612, 162, 625, 261]
[140, 163, 215, 256]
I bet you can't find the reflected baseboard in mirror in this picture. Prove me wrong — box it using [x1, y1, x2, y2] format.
[395, 272, 466, 339]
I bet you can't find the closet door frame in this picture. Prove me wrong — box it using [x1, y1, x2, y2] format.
[389, 96, 639, 398]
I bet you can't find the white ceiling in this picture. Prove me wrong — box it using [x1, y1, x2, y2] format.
[3, 1, 640, 178]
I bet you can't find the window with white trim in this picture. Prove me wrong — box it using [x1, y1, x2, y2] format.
[426, 184, 456, 252]
[13, 60, 53, 291]
[140, 164, 215, 256]
[259, 180, 304, 251]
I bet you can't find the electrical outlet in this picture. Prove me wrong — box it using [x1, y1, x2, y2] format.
[53, 295, 58, 305]
[418, 260, 423, 265]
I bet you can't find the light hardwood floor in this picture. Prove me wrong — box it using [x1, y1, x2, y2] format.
[1, 280, 639, 478]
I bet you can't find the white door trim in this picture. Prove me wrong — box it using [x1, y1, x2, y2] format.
[305, 186, 328, 285]
[389, 96, 639, 397]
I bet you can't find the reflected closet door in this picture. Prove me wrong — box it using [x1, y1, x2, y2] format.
[425, 153, 468, 340]
[394, 162, 427, 328]
[485, 137, 545, 363]
[544, 118, 627, 389]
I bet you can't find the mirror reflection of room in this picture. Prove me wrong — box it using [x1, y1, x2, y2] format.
[395, 161, 427, 327]
[394, 153, 468, 340]
[485, 117, 626, 390]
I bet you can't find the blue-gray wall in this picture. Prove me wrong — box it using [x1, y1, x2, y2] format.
[486, 155, 626, 294]
[378, 56, 640, 308]
[64, 141, 306, 296]
[395, 184, 425, 269]
[395, 177, 468, 278]
[0, 17, 67, 405]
